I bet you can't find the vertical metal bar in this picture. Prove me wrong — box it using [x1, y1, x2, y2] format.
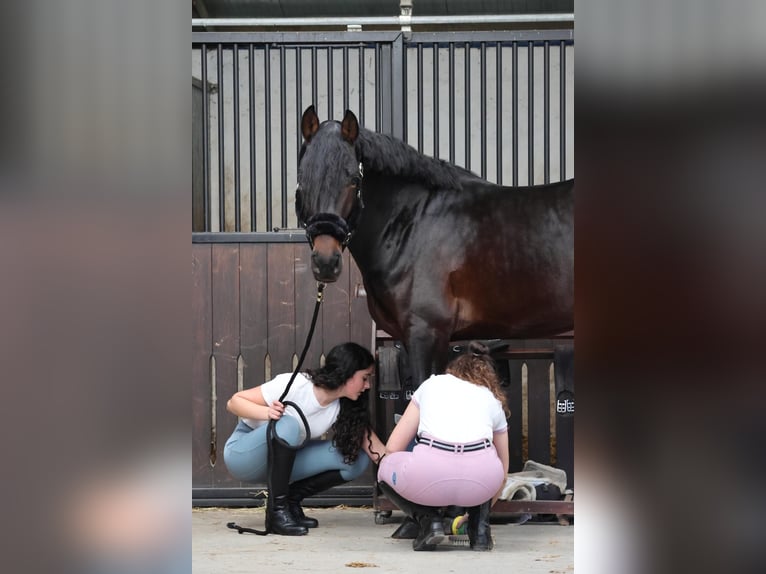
[417, 43, 423, 153]
[560, 41, 566, 180]
[528, 41, 534, 186]
[480, 41, 487, 179]
[512, 41, 518, 186]
[464, 42, 470, 170]
[449, 42, 455, 164]
[311, 46, 318, 111]
[433, 42, 439, 159]
[544, 41, 550, 184]
[264, 44, 272, 231]
[328, 47, 334, 119]
[297, 47, 303, 153]
[402, 43, 408, 142]
[233, 44, 241, 231]
[280, 45, 287, 228]
[392, 36, 404, 140]
[343, 46, 349, 113]
[375, 43, 381, 129]
[217, 44, 225, 231]
[201, 45, 210, 231]
[249, 45, 256, 231]
[359, 46, 365, 126]
[496, 41, 503, 185]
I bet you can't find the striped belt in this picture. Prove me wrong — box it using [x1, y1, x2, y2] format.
[416, 436, 491, 453]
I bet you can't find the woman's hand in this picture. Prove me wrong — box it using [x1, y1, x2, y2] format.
[267, 400, 285, 420]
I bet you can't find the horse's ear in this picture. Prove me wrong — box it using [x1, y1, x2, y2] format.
[301, 105, 320, 142]
[341, 110, 359, 144]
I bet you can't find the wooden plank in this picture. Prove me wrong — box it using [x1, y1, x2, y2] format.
[267, 243, 296, 375]
[554, 344, 575, 489]
[240, 243, 269, 389]
[294, 242, 323, 372]
[192, 244, 213, 487]
[349, 255, 373, 349]
[211, 244, 241, 486]
[526, 358, 552, 466]
[320, 251, 352, 355]
[505, 358, 524, 473]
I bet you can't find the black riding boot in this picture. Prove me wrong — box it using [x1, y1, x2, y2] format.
[287, 470, 347, 528]
[266, 435, 308, 536]
[467, 500, 493, 550]
[378, 481, 444, 551]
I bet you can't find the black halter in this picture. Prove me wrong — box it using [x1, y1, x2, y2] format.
[303, 162, 364, 250]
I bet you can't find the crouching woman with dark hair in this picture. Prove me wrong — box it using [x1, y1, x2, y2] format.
[224, 342, 386, 536]
[378, 341, 510, 551]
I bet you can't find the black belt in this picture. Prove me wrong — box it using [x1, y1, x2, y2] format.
[416, 436, 491, 453]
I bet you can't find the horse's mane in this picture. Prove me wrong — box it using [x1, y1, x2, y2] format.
[356, 128, 470, 191]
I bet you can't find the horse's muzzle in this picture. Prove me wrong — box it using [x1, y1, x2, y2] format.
[310, 236, 343, 282]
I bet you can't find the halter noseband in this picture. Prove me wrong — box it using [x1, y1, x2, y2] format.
[303, 162, 364, 250]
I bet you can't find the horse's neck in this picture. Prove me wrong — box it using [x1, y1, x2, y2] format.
[357, 129, 464, 191]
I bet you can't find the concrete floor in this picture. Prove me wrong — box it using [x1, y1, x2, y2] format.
[193, 506, 574, 574]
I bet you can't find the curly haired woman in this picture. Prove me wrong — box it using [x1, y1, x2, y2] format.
[377, 341, 510, 551]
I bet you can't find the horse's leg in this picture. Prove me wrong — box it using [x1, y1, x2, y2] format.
[406, 318, 450, 388]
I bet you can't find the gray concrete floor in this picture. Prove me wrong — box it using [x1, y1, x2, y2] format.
[193, 506, 573, 574]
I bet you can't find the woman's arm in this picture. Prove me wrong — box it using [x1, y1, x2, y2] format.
[361, 427, 387, 464]
[490, 429, 510, 506]
[226, 385, 285, 421]
[385, 401, 420, 452]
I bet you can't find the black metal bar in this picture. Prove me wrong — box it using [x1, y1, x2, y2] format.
[560, 40, 566, 180]
[217, 44, 225, 231]
[375, 43, 380, 129]
[296, 46, 303, 162]
[512, 42, 518, 186]
[343, 46, 349, 113]
[402, 44, 408, 142]
[480, 41, 487, 179]
[528, 41, 534, 186]
[311, 46, 318, 111]
[233, 44, 241, 231]
[201, 45, 210, 231]
[417, 43, 423, 153]
[464, 42, 470, 170]
[249, 45, 256, 231]
[264, 44, 273, 231]
[391, 35, 404, 140]
[280, 45, 288, 228]
[433, 42, 439, 159]
[449, 42, 455, 164]
[328, 47, 334, 119]
[544, 41, 550, 184]
[496, 41, 502, 185]
[359, 46, 365, 125]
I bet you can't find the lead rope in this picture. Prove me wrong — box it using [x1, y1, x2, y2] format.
[227, 282, 326, 535]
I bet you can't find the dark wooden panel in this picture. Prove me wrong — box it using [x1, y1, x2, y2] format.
[505, 359, 525, 473]
[211, 244, 241, 486]
[348, 255, 373, 349]
[240, 243, 269, 389]
[526, 359, 553, 466]
[192, 244, 213, 487]
[320, 251, 352, 355]
[267, 243, 296, 375]
[554, 344, 574, 489]
[294, 242, 324, 371]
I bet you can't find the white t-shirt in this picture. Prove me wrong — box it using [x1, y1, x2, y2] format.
[412, 373, 508, 444]
[242, 373, 340, 442]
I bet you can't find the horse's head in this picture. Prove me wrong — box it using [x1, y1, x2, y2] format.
[296, 105, 363, 283]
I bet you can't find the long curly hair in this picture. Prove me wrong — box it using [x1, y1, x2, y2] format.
[446, 341, 510, 417]
[305, 342, 376, 464]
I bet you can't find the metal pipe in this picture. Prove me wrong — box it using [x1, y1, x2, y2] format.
[233, 44, 241, 231]
[249, 44, 256, 231]
[193, 14, 574, 28]
[217, 44, 225, 231]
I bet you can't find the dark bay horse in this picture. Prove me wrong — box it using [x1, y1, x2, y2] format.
[296, 105, 573, 388]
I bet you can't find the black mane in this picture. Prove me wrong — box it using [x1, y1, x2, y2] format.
[355, 128, 470, 191]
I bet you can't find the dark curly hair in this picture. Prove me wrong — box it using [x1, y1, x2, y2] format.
[305, 342, 376, 464]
